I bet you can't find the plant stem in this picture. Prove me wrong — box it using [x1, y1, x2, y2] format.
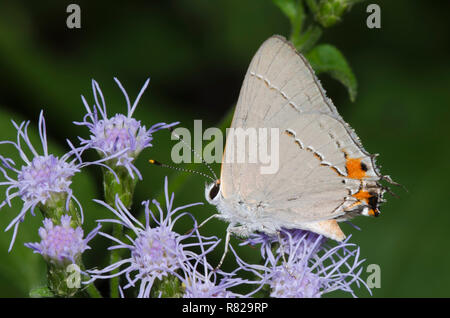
[109, 223, 122, 298]
[290, 0, 306, 45]
[102, 165, 137, 297]
[86, 282, 103, 298]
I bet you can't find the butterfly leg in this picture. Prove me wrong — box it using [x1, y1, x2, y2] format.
[215, 224, 250, 271]
[276, 231, 288, 265]
[215, 228, 231, 271]
[197, 214, 220, 230]
[185, 213, 220, 235]
[276, 230, 296, 279]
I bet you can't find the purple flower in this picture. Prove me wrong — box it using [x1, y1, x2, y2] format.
[0, 111, 110, 251]
[182, 273, 243, 298]
[87, 177, 217, 298]
[74, 78, 178, 180]
[25, 214, 100, 264]
[240, 229, 369, 298]
[171, 238, 247, 298]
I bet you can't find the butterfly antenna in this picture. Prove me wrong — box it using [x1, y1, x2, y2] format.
[169, 127, 218, 181]
[149, 159, 216, 182]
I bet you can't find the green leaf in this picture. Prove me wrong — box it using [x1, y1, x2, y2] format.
[306, 44, 357, 101]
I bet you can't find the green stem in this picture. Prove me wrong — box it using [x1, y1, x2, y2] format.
[290, 0, 305, 44]
[292, 24, 322, 53]
[109, 223, 123, 298]
[102, 165, 137, 298]
[85, 282, 103, 298]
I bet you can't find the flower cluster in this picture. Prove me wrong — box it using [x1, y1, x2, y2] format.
[87, 177, 232, 297]
[25, 215, 100, 264]
[0, 111, 86, 251]
[0, 78, 371, 298]
[240, 229, 369, 298]
[74, 78, 177, 180]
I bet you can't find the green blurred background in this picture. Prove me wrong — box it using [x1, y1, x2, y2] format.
[0, 0, 449, 297]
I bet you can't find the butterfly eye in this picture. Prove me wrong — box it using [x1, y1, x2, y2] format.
[209, 181, 220, 200]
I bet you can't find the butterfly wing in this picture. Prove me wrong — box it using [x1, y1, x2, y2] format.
[220, 35, 384, 232]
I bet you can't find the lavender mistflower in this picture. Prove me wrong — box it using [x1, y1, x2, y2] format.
[0, 111, 111, 251]
[173, 237, 246, 298]
[241, 229, 369, 298]
[88, 176, 218, 298]
[74, 78, 177, 180]
[182, 270, 244, 298]
[25, 214, 100, 264]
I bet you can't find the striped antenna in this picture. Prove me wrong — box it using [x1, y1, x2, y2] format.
[149, 159, 216, 182]
[168, 126, 218, 181]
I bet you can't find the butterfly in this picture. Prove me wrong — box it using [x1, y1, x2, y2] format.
[204, 35, 396, 265]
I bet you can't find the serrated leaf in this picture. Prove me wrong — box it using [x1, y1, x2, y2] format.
[306, 44, 357, 101]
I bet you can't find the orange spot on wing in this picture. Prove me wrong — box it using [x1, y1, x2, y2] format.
[352, 190, 380, 217]
[346, 158, 366, 179]
[353, 190, 371, 203]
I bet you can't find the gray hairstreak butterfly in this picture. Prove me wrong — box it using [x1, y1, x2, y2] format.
[205, 35, 396, 264]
